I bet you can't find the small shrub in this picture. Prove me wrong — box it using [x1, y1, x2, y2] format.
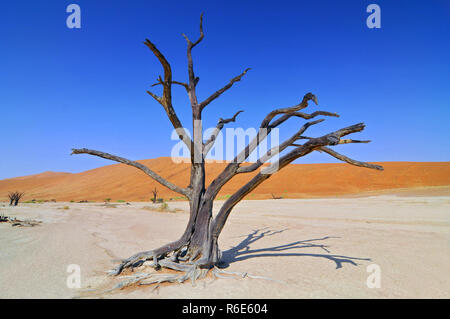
[117, 200, 125, 203]
[105, 198, 111, 202]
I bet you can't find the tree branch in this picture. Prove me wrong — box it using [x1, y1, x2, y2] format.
[146, 90, 163, 104]
[336, 139, 371, 145]
[206, 93, 331, 198]
[232, 93, 320, 165]
[143, 39, 172, 104]
[290, 110, 339, 120]
[143, 38, 192, 152]
[182, 13, 204, 89]
[203, 110, 244, 156]
[181, 12, 204, 48]
[262, 92, 318, 128]
[211, 122, 382, 237]
[199, 68, 251, 110]
[71, 148, 190, 196]
[150, 77, 189, 91]
[236, 119, 324, 173]
[319, 147, 383, 170]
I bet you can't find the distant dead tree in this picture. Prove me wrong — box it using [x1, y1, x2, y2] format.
[8, 192, 24, 206]
[151, 187, 158, 203]
[14, 192, 24, 205]
[71, 14, 383, 287]
[8, 193, 14, 206]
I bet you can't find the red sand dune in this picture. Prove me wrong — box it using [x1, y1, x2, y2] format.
[0, 158, 449, 202]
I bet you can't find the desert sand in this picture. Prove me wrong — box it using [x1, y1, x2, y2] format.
[1, 191, 449, 299]
[0, 159, 449, 202]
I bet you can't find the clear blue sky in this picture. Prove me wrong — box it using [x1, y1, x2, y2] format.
[1, 0, 449, 179]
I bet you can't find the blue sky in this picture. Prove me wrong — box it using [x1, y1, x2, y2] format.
[1, 0, 449, 179]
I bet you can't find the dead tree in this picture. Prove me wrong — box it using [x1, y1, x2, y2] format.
[71, 14, 383, 286]
[8, 191, 24, 206]
[151, 187, 158, 203]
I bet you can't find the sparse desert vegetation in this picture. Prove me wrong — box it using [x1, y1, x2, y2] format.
[141, 202, 183, 213]
[23, 199, 51, 204]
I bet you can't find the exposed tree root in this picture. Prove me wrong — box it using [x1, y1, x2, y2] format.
[80, 244, 282, 298]
[99, 229, 289, 295]
[108, 250, 156, 276]
[76, 230, 374, 299]
[94, 262, 282, 297]
[108, 239, 200, 276]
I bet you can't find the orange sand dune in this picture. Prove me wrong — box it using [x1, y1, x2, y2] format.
[0, 158, 449, 202]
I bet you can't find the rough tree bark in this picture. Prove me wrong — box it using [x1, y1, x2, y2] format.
[71, 14, 383, 287]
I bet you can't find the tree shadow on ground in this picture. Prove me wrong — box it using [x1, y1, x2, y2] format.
[219, 228, 371, 269]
